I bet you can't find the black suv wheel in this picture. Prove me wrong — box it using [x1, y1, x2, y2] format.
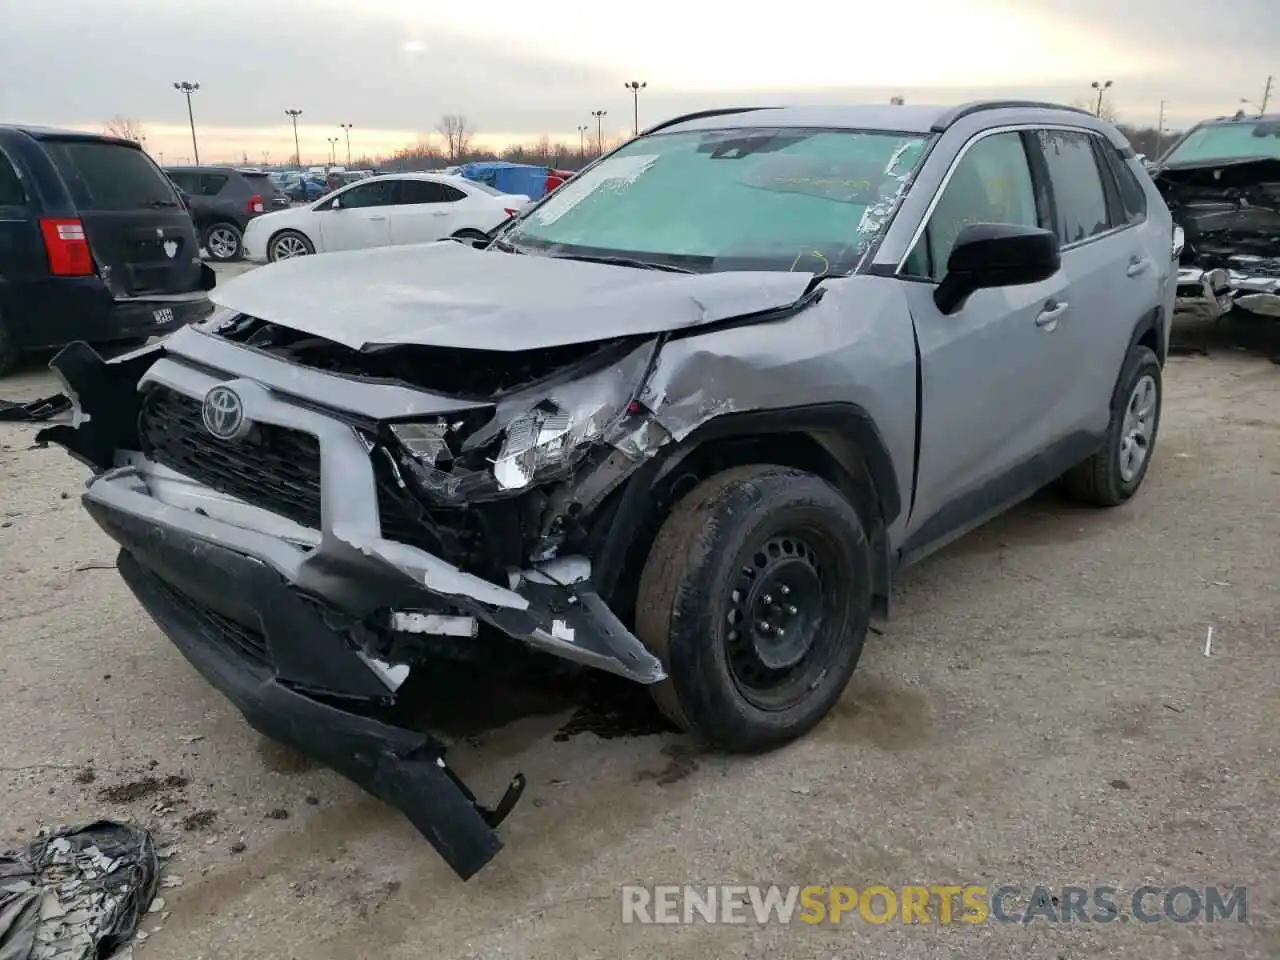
[203, 222, 243, 262]
[1063, 344, 1162, 506]
[635, 465, 873, 752]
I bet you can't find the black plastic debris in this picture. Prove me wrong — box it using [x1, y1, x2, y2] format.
[0, 821, 158, 960]
[0, 395, 71, 424]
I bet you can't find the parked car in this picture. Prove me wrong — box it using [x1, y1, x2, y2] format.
[1149, 112, 1280, 321]
[242, 172, 529, 262]
[165, 165, 290, 263]
[0, 125, 213, 374]
[40, 100, 1172, 879]
[282, 175, 327, 203]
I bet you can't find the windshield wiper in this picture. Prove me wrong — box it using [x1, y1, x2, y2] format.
[548, 253, 696, 274]
[489, 237, 525, 254]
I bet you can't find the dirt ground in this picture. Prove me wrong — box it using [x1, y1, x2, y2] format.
[0, 280, 1276, 958]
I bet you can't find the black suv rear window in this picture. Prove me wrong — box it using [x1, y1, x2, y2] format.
[44, 139, 179, 211]
[240, 172, 283, 196]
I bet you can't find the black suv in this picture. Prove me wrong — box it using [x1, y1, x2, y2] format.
[164, 166, 290, 262]
[0, 126, 214, 375]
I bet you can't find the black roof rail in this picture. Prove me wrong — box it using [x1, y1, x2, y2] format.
[931, 100, 1095, 132]
[640, 106, 778, 137]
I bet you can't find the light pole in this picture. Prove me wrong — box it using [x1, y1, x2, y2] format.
[591, 110, 607, 155]
[327, 137, 339, 165]
[624, 80, 647, 136]
[1090, 80, 1112, 117]
[173, 81, 200, 165]
[577, 125, 588, 160]
[1241, 75, 1273, 117]
[285, 109, 303, 166]
[339, 123, 353, 166]
[1156, 100, 1166, 157]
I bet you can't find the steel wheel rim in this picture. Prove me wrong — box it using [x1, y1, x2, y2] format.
[722, 527, 847, 712]
[1119, 373, 1157, 482]
[207, 227, 239, 259]
[273, 235, 308, 260]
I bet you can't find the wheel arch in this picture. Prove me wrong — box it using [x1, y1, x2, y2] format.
[267, 226, 315, 257]
[590, 402, 901, 621]
[1113, 307, 1165, 412]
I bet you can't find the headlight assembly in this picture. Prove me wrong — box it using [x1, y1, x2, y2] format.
[387, 339, 657, 503]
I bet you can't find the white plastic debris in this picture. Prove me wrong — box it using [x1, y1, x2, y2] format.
[147, 897, 165, 914]
[1204, 625, 1214, 657]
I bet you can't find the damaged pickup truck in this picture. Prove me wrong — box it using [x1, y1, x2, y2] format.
[39, 101, 1174, 881]
[1151, 112, 1280, 321]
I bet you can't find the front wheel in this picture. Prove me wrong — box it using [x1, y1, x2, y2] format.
[268, 230, 314, 262]
[635, 465, 873, 752]
[1063, 344, 1163, 506]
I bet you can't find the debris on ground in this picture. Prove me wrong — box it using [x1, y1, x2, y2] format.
[0, 821, 158, 960]
[96, 775, 188, 806]
[179, 811, 216, 832]
[0, 395, 71, 424]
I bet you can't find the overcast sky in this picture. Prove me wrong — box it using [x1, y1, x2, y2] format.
[2, 0, 1275, 163]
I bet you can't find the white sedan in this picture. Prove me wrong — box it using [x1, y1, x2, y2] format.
[242, 173, 530, 263]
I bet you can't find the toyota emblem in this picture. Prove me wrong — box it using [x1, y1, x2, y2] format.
[201, 385, 250, 441]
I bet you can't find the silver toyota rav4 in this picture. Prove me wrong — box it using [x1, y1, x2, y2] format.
[41, 100, 1175, 880]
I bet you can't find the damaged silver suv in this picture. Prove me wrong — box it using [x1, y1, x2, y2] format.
[40, 101, 1175, 881]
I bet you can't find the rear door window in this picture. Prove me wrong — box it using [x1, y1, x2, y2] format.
[1034, 130, 1111, 244]
[197, 173, 229, 196]
[397, 179, 467, 204]
[43, 139, 180, 211]
[0, 151, 26, 205]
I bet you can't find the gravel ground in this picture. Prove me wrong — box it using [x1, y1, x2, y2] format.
[0, 272, 1276, 958]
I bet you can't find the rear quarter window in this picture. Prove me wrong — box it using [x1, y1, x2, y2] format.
[44, 140, 179, 211]
[0, 151, 26, 205]
[240, 172, 283, 196]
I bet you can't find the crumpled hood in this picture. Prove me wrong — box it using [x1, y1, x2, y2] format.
[209, 241, 814, 351]
[1153, 156, 1280, 191]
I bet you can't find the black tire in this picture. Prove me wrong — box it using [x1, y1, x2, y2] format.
[267, 230, 315, 262]
[0, 309, 19, 376]
[635, 465, 873, 752]
[1063, 345, 1162, 506]
[202, 222, 244, 262]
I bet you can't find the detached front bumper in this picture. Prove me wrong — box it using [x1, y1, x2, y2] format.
[100, 505, 520, 879]
[1176, 266, 1280, 321]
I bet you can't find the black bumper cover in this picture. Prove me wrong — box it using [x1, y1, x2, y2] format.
[90, 499, 524, 881]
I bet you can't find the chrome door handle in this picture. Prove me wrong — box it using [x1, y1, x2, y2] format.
[1126, 257, 1151, 277]
[368, 215, 387, 221]
[1035, 300, 1069, 327]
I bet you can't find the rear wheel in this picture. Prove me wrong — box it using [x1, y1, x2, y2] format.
[203, 222, 244, 262]
[1063, 344, 1162, 506]
[268, 230, 314, 262]
[635, 465, 873, 752]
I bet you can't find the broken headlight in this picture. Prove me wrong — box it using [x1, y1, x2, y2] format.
[389, 340, 658, 503]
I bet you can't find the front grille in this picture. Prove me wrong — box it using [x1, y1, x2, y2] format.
[140, 386, 325, 529]
[138, 562, 271, 669]
[138, 387, 451, 556]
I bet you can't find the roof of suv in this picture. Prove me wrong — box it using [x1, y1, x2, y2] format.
[648, 100, 1097, 136]
[0, 123, 140, 147]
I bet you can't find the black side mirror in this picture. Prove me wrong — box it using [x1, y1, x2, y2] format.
[934, 223, 1061, 315]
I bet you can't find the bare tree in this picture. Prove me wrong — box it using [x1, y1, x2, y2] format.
[104, 115, 145, 143]
[1070, 97, 1118, 124]
[436, 114, 475, 163]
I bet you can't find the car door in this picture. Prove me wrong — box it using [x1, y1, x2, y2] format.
[315, 180, 394, 252]
[898, 129, 1073, 556]
[1027, 128, 1156, 440]
[388, 179, 469, 244]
